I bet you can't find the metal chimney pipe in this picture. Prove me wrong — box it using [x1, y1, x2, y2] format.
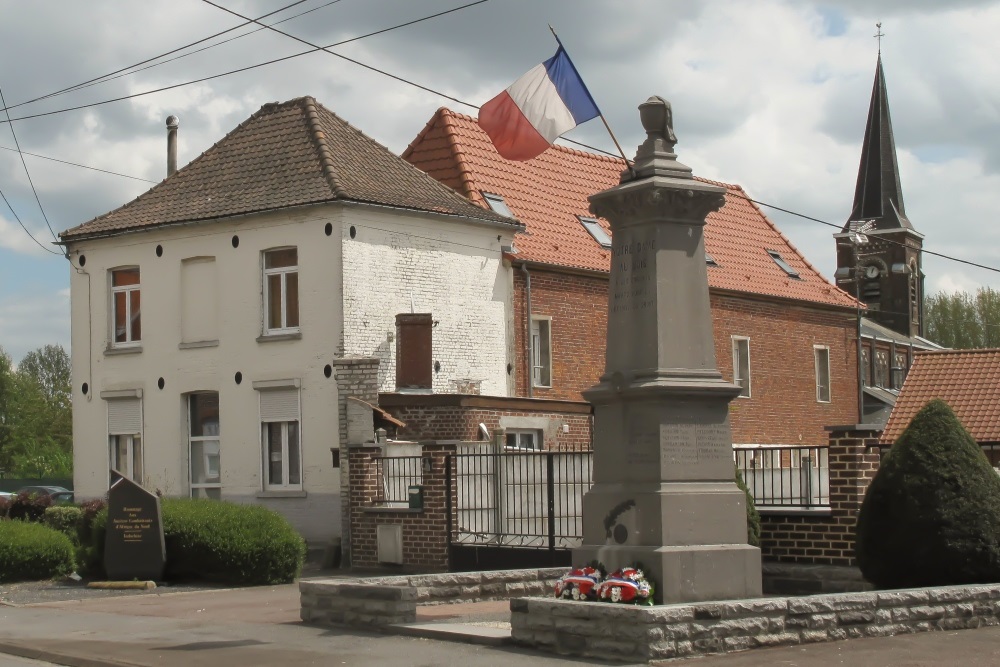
[166, 115, 179, 177]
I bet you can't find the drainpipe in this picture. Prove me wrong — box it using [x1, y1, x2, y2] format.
[166, 115, 179, 177]
[521, 264, 533, 398]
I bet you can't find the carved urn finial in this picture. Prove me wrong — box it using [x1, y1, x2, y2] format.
[627, 96, 693, 182]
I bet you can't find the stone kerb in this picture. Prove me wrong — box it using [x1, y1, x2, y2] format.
[510, 583, 1000, 662]
[300, 567, 564, 628]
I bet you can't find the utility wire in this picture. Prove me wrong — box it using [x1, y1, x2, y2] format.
[0, 86, 58, 244]
[0, 186, 61, 255]
[0, 0, 314, 113]
[0, 145, 157, 183]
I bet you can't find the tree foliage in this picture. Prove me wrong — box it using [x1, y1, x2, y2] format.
[0, 344, 72, 477]
[924, 287, 1000, 349]
[855, 399, 1000, 588]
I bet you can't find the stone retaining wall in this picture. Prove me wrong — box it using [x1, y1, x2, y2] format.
[301, 567, 563, 627]
[510, 584, 1000, 663]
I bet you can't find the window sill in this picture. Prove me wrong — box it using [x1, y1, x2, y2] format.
[256, 490, 307, 499]
[179, 340, 219, 350]
[257, 332, 302, 343]
[757, 506, 833, 517]
[105, 345, 142, 356]
[364, 505, 423, 514]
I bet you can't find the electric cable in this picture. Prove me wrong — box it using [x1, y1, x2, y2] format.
[0, 186, 61, 255]
[0, 145, 157, 183]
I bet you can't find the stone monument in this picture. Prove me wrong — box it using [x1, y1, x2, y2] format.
[574, 96, 762, 603]
[104, 472, 166, 581]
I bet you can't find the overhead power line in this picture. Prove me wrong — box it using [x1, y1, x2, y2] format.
[0, 186, 61, 255]
[0, 86, 58, 244]
[0, 145, 157, 183]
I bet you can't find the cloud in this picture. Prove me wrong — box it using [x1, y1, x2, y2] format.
[0, 288, 70, 363]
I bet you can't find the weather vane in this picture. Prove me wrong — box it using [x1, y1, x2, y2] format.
[874, 22, 884, 54]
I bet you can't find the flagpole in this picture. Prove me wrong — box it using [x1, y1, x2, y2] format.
[548, 25, 636, 178]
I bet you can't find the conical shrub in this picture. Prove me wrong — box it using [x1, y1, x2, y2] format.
[856, 399, 1000, 588]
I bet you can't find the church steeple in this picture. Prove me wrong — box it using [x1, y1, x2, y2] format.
[844, 55, 912, 232]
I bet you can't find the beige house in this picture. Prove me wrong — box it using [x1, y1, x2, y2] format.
[60, 97, 519, 545]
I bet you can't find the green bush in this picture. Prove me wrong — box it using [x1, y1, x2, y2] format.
[44, 506, 83, 543]
[0, 520, 75, 582]
[735, 468, 761, 547]
[856, 399, 1000, 588]
[90, 499, 305, 585]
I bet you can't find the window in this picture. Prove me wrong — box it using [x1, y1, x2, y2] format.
[257, 383, 302, 490]
[111, 268, 141, 346]
[861, 345, 871, 386]
[814, 346, 831, 403]
[732, 337, 751, 397]
[874, 350, 890, 388]
[578, 216, 612, 249]
[909, 261, 920, 324]
[892, 351, 909, 389]
[705, 251, 718, 267]
[530, 317, 552, 388]
[263, 248, 299, 334]
[107, 394, 142, 485]
[505, 429, 542, 451]
[766, 250, 800, 279]
[481, 192, 514, 218]
[189, 393, 221, 500]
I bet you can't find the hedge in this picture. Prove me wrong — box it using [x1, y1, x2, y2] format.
[90, 499, 305, 585]
[0, 521, 76, 582]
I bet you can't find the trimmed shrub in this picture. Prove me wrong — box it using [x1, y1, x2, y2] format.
[76, 498, 107, 545]
[161, 499, 306, 585]
[856, 399, 1000, 588]
[0, 520, 75, 582]
[43, 506, 83, 543]
[735, 468, 761, 547]
[0, 495, 10, 518]
[7, 491, 52, 522]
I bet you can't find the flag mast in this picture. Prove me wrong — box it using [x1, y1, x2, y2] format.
[548, 25, 635, 178]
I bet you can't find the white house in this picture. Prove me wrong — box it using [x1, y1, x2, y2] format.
[60, 97, 520, 546]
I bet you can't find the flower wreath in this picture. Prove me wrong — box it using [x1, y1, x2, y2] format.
[554, 562, 655, 605]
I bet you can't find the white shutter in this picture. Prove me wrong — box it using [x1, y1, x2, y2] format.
[259, 387, 299, 422]
[108, 398, 142, 435]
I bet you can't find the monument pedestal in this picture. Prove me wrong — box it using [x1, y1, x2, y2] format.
[572, 96, 761, 604]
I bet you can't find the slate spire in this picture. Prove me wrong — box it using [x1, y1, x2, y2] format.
[844, 55, 912, 231]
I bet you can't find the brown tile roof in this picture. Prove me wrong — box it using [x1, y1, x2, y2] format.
[61, 97, 517, 241]
[880, 349, 1000, 444]
[403, 108, 858, 310]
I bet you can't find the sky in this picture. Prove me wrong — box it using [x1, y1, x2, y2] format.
[2, 0, 1000, 363]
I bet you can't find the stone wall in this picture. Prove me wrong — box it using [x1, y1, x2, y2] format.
[511, 584, 1000, 662]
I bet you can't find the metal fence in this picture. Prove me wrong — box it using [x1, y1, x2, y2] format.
[734, 445, 830, 508]
[372, 455, 423, 507]
[446, 449, 593, 550]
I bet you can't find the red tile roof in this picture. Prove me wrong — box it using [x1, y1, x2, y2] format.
[404, 108, 857, 310]
[61, 97, 516, 241]
[880, 349, 1000, 444]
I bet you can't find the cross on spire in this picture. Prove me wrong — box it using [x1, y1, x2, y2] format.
[874, 22, 884, 54]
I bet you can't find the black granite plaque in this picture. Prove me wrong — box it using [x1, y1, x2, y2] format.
[104, 473, 166, 581]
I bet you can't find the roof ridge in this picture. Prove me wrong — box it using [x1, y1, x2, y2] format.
[301, 96, 347, 199]
[439, 110, 481, 203]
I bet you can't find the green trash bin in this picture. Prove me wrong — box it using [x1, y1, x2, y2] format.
[407, 485, 424, 509]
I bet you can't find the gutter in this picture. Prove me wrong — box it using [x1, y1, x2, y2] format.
[521, 264, 533, 399]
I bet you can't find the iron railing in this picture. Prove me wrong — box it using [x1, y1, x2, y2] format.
[372, 455, 423, 506]
[734, 445, 830, 508]
[445, 449, 593, 551]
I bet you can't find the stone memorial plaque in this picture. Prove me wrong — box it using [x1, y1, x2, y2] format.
[104, 473, 166, 581]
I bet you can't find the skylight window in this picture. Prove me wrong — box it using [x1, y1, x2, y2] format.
[767, 249, 801, 279]
[578, 216, 612, 249]
[481, 192, 514, 218]
[705, 252, 718, 267]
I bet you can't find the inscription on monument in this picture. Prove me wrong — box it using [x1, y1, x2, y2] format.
[660, 424, 731, 465]
[104, 473, 166, 581]
[610, 239, 656, 314]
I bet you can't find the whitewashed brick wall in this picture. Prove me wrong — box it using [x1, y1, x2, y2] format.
[341, 208, 514, 396]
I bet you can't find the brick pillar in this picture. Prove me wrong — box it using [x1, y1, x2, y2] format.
[825, 425, 882, 563]
[333, 357, 379, 567]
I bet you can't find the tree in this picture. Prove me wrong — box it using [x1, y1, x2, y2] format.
[855, 399, 1000, 588]
[17, 345, 70, 407]
[924, 287, 1000, 349]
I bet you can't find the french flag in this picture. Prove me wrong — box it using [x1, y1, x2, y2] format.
[478, 47, 600, 161]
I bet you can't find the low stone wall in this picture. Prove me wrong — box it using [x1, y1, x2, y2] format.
[301, 567, 563, 627]
[510, 584, 1000, 663]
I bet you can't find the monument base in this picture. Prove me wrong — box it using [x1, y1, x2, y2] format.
[574, 543, 762, 604]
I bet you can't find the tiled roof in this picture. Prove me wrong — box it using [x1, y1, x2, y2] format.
[61, 97, 516, 241]
[404, 108, 857, 310]
[880, 349, 1000, 444]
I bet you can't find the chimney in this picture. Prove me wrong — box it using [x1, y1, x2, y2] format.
[166, 115, 179, 177]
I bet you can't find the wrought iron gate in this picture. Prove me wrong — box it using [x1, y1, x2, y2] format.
[445, 448, 593, 571]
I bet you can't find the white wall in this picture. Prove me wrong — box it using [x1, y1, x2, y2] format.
[341, 206, 515, 396]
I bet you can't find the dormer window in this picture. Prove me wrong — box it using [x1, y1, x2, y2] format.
[578, 216, 612, 249]
[705, 252, 718, 267]
[767, 250, 800, 279]
[481, 192, 514, 218]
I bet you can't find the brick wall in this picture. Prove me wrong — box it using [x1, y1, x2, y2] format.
[513, 264, 859, 447]
[759, 427, 881, 566]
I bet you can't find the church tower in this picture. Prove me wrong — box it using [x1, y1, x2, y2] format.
[835, 55, 924, 338]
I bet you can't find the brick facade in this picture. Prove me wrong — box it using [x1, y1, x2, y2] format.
[514, 264, 859, 447]
[758, 427, 881, 566]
